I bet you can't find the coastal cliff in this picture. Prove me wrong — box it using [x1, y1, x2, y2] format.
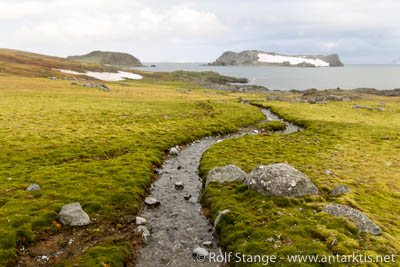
[209, 50, 344, 67]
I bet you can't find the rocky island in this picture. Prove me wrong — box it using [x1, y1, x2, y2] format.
[68, 50, 144, 68]
[209, 50, 344, 67]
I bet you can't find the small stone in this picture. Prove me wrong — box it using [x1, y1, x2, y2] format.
[192, 247, 209, 259]
[138, 225, 150, 240]
[154, 168, 163, 175]
[325, 170, 333, 175]
[184, 193, 192, 200]
[59, 202, 90, 226]
[97, 83, 110, 92]
[385, 161, 392, 167]
[144, 197, 160, 208]
[331, 185, 350, 195]
[26, 184, 40, 192]
[203, 241, 213, 248]
[169, 147, 179, 156]
[136, 216, 147, 225]
[175, 182, 184, 190]
[188, 197, 197, 204]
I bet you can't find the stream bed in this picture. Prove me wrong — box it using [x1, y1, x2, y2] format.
[136, 107, 301, 266]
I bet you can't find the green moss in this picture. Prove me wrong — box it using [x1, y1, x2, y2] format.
[257, 121, 286, 131]
[61, 241, 131, 267]
[200, 100, 400, 266]
[0, 76, 265, 264]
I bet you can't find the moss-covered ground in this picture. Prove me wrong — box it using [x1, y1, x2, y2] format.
[0, 75, 265, 266]
[200, 100, 400, 266]
[257, 121, 286, 132]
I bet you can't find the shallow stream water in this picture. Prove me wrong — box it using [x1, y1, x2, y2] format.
[136, 107, 301, 266]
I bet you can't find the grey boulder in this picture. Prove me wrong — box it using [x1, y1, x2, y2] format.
[323, 204, 382, 235]
[245, 163, 318, 197]
[59, 202, 90, 226]
[206, 164, 247, 186]
[331, 185, 350, 195]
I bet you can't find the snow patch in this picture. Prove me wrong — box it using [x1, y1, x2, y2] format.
[258, 53, 329, 67]
[53, 69, 143, 81]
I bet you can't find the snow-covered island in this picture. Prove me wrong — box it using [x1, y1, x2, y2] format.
[209, 50, 344, 67]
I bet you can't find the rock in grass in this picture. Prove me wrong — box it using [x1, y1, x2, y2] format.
[97, 83, 110, 92]
[331, 185, 350, 195]
[136, 216, 147, 225]
[206, 165, 247, 186]
[169, 147, 179, 156]
[192, 247, 209, 259]
[245, 163, 318, 197]
[144, 197, 160, 207]
[26, 184, 40, 192]
[323, 204, 382, 235]
[59, 202, 90, 226]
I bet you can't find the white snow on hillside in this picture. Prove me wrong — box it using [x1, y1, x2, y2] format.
[54, 69, 143, 81]
[258, 53, 330, 67]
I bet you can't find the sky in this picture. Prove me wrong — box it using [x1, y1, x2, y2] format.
[1, 0, 400, 64]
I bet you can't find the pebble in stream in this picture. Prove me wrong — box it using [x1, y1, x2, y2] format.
[136, 108, 301, 266]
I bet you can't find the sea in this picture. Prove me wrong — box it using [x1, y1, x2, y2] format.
[133, 63, 400, 91]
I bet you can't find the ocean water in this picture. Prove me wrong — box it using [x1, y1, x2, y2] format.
[133, 63, 400, 90]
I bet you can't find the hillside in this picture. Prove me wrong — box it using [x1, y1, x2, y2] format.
[68, 51, 144, 67]
[209, 50, 344, 67]
[0, 48, 117, 77]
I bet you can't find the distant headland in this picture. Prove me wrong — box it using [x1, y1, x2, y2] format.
[68, 51, 144, 68]
[208, 50, 344, 67]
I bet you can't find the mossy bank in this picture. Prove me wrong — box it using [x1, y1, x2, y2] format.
[200, 99, 400, 266]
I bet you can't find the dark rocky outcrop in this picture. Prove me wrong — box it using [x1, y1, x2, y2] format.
[68, 51, 144, 67]
[352, 88, 400, 97]
[208, 50, 344, 67]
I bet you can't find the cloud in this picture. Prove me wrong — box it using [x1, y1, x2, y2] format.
[1, 0, 399, 62]
[2, 0, 228, 45]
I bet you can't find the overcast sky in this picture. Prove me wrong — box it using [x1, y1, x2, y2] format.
[1, 0, 399, 63]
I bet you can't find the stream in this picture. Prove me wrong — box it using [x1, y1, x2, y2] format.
[136, 107, 301, 266]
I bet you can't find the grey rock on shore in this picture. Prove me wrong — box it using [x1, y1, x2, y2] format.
[245, 163, 319, 197]
[323, 204, 382, 235]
